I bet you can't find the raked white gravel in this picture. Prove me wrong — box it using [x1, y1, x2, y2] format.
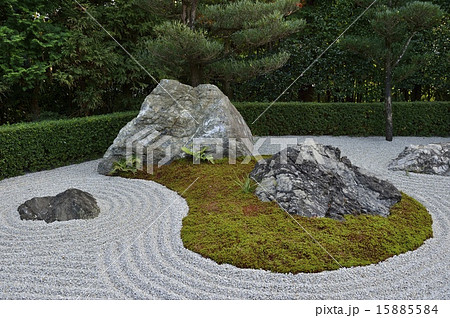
[0, 136, 449, 299]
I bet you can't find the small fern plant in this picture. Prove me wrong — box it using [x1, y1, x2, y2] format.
[234, 174, 257, 194]
[181, 145, 215, 164]
[111, 156, 141, 175]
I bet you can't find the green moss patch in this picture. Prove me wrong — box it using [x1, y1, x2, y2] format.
[119, 158, 433, 273]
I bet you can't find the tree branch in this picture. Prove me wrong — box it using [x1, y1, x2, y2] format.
[393, 31, 416, 68]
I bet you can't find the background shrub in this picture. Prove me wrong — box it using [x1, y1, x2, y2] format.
[235, 101, 450, 136]
[0, 111, 137, 180]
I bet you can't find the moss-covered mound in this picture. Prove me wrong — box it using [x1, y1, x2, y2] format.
[119, 158, 433, 273]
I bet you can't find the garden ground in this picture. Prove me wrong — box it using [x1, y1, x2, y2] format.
[0, 136, 448, 299]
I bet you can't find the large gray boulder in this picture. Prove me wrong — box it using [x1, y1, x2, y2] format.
[18, 189, 100, 223]
[250, 139, 402, 220]
[98, 79, 253, 175]
[388, 142, 450, 176]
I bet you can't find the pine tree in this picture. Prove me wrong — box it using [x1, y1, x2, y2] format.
[341, 0, 443, 141]
[140, 0, 305, 95]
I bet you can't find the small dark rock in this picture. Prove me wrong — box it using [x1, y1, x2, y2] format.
[250, 139, 402, 220]
[18, 189, 100, 223]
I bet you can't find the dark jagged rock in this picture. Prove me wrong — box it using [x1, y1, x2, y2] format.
[389, 142, 450, 176]
[250, 139, 402, 220]
[18, 189, 100, 223]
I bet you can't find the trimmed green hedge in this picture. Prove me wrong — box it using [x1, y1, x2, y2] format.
[0, 111, 137, 180]
[0, 102, 448, 180]
[235, 101, 450, 136]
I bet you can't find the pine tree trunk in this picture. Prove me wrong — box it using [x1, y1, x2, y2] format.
[384, 56, 393, 142]
[182, 0, 198, 29]
[189, 0, 198, 29]
[181, 3, 187, 24]
[190, 64, 202, 87]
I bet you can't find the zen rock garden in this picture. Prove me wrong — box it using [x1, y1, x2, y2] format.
[18, 80, 446, 227]
[16, 81, 446, 226]
[5, 78, 447, 299]
[98, 80, 406, 221]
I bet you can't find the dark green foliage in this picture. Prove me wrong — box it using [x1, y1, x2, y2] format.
[234, 0, 449, 103]
[53, 0, 162, 116]
[236, 0, 380, 103]
[235, 101, 450, 136]
[0, 0, 68, 121]
[340, 1, 444, 140]
[1, 0, 448, 124]
[142, 0, 304, 88]
[0, 0, 160, 124]
[0, 111, 137, 180]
